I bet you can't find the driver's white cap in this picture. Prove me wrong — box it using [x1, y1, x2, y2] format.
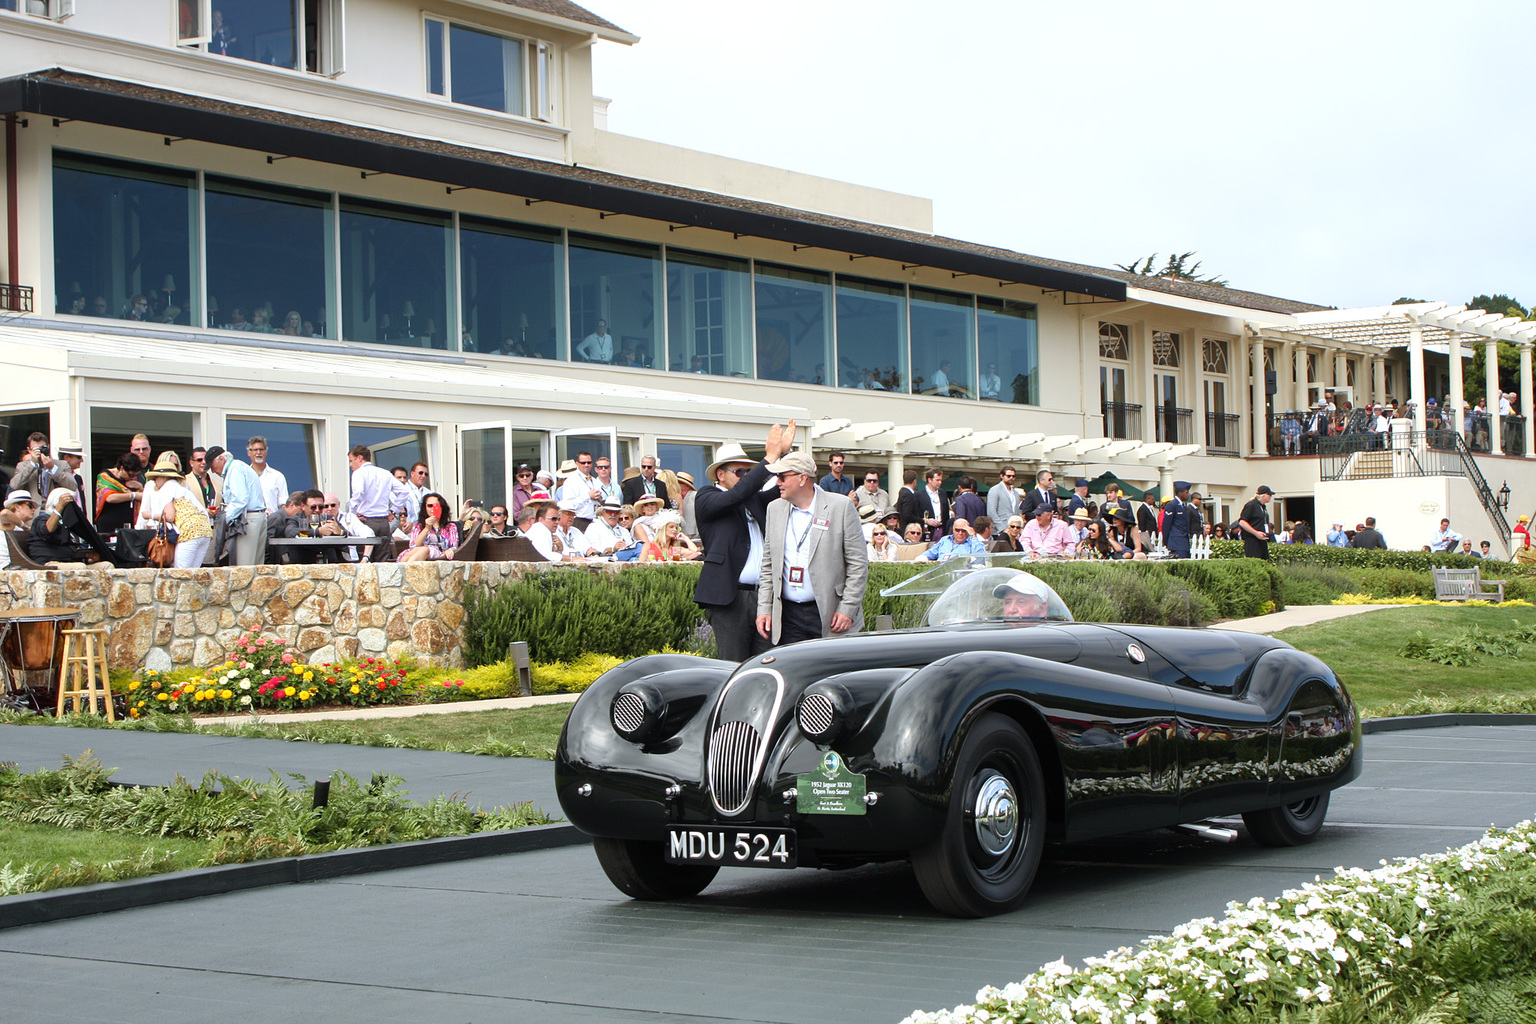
[992, 578, 1044, 599]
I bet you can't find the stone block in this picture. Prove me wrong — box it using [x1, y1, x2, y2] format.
[358, 627, 387, 653]
[379, 585, 402, 609]
[219, 608, 235, 629]
[194, 607, 221, 635]
[145, 648, 172, 673]
[105, 607, 152, 672]
[175, 585, 207, 612]
[308, 565, 336, 580]
[294, 595, 333, 627]
[192, 569, 212, 584]
[385, 639, 413, 661]
[76, 598, 106, 625]
[63, 575, 100, 602]
[336, 636, 360, 660]
[282, 580, 315, 605]
[404, 562, 439, 595]
[274, 625, 299, 647]
[385, 609, 410, 640]
[170, 639, 194, 664]
[266, 597, 293, 625]
[154, 576, 179, 602]
[354, 566, 380, 604]
[334, 601, 357, 634]
[135, 584, 152, 603]
[442, 571, 464, 601]
[108, 581, 136, 618]
[154, 620, 173, 646]
[209, 575, 229, 605]
[227, 566, 254, 591]
[297, 627, 329, 652]
[237, 606, 264, 630]
[326, 582, 345, 608]
[278, 565, 306, 581]
[193, 636, 226, 667]
[436, 601, 464, 632]
[309, 644, 336, 665]
[249, 576, 281, 605]
[174, 616, 195, 638]
[376, 564, 403, 590]
[411, 618, 454, 654]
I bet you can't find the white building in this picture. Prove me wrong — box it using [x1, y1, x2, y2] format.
[2, 0, 1531, 551]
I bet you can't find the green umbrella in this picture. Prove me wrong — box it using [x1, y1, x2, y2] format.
[1086, 472, 1150, 500]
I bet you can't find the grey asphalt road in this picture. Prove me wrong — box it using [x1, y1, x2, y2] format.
[1, 724, 1531, 1024]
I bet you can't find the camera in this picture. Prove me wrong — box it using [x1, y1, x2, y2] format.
[33, 444, 48, 458]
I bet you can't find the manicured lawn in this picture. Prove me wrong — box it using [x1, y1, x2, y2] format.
[196, 704, 573, 758]
[1, 821, 222, 873]
[1271, 605, 1536, 715]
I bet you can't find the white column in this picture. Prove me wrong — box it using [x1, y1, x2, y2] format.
[1294, 344, 1310, 410]
[1249, 336, 1267, 457]
[1158, 465, 1174, 503]
[1334, 351, 1348, 400]
[1409, 324, 1426, 434]
[1486, 339, 1502, 454]
[1372, 355, 1385, 407]
[1521, 341, 1534, 460]
[887, 453, 905, 495]
[1449, 331, 1465, 437]
[1280, 339, 1297, 413]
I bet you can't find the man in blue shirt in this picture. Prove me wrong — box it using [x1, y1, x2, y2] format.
[1326, 520, 1350, 547]
[924, 518, 987, 561]
[818, 453, 854, 496]
[207, 445, 267, 565]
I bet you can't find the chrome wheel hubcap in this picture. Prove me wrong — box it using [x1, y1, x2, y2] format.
[971, 770, 1018, 857]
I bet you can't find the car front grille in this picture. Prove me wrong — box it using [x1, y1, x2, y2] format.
[798, 693, 835, 737]
[707, 719, 762, 815]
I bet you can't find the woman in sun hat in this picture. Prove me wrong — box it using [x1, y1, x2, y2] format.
[631, 492, 666, 545]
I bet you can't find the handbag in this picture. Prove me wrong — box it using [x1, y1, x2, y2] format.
[115, 528, 158, 565]
[147, 523, 178, 568]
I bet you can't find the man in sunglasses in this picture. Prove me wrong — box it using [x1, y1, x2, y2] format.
[346, 444, 412, 562]
[486, 505, 511, 537]
[853, 471, 889, 517]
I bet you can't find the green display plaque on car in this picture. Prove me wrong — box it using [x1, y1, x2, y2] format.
[797, 750, 866, 814]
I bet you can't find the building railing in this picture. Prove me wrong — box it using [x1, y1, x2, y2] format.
[1318, 430, 1510, 546]
[1153, 405, 1193, 444]
[1205, 412, 1241, 456]
[1501, 415, 1527, 457]
[0, 284, 34, 313]
[1102, 401, 1142, 441]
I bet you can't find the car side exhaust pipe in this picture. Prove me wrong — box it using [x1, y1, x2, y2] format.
[1173, 821, 1240, 843]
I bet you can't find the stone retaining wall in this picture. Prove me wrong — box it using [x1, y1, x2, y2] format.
[1, 562, 544, 671]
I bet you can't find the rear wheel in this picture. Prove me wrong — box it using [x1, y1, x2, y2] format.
[1243, 793, 1330, 847]
[592, 837, 719, 900]
[911, 714, 1046, 918]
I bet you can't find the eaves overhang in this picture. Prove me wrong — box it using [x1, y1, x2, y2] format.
[0, 71, 1127, 302]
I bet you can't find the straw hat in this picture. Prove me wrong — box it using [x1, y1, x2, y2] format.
[145, 453, 184, 479]
[633, 494, 665, 512]
[706, 442, 756, 479]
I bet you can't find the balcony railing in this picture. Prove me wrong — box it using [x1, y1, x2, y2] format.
[0, 284, 33, 313]
[1205, 412, 1241, 456]
[1102, 401, 1142, 441]
[1502, 415, 1528, 457]
[1153, 405, 1193, 444]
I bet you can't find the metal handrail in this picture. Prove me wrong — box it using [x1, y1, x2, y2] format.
[1447, 431, 1511, 545]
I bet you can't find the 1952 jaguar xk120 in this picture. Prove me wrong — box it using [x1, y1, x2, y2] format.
[556, 563, 1360, 917]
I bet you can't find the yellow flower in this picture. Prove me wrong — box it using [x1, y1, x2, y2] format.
[156, 693, 168, 701]
[302, 670, 314, 682]
[128, 680, 141, 691]
[219, 689, 233, 700]
[284, 686, 296, 697]
[299, 690, 311, 701]
[349, 684, 360, 694]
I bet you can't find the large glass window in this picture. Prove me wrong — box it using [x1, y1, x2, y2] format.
[459, 216, 563, 358]
[340, 199, 452, 350]
[754, 263, 831, 385]
[53, 154, 195, 325]
[426, 18, 533, 117]
[227, 418, 318, 493]
[977, 298, 1038, 405]
[198, 0, 342, 73]
[0, 409, 51, 492]
[835, 277, 906, 391]
[569, 234, 661, 367]
[665, 249, 752, 377]
[206, 176, 331, 337]
[910, 287, 975, 398]
[657, 442, 710, 488]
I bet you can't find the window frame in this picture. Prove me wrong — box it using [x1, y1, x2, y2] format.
[423, 13, 555, 122]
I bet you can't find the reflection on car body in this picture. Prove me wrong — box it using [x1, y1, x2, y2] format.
[556, 558, 1362, 917]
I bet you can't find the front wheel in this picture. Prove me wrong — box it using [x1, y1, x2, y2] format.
[592, 837, 719, 900]
[1243, 793, 1330, 847]
[911, 714, 1047, 917]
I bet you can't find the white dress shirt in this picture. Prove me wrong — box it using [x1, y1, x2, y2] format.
[780, 503, 817, 604]
[349, 462, 411, 518]
[253, 465, 287, 515]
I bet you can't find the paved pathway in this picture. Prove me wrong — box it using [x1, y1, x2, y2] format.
[1214, 602, 1410, 634]
[2, 724, 1531, 1024]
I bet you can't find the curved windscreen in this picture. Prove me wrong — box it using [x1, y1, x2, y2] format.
[925, 568, 1074, 626]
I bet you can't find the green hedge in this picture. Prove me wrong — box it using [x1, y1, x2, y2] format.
[1211, 538, 1536, 575]
[461, 559, 1298, 667]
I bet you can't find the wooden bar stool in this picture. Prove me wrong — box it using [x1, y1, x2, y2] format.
[56, 628, 114, 721]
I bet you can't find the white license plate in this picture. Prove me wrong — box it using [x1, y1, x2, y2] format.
[664, 826, 797, 869]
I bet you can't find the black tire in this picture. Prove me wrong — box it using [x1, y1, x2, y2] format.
[1243, 793, 1330, 847]
[911, 713, 1047, 918]
[592, 836, 719, 900]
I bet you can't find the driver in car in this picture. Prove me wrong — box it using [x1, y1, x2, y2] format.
[993, 578, 1048, 620]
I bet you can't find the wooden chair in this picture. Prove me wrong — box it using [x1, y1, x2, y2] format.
[1432, 566, 1507, 602]
[451, 518, 484, 561]
[5, 531, 49, 570]
[476, 535, 548, 562]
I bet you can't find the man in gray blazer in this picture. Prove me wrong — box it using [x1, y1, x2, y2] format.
[755, 452, 868, 646]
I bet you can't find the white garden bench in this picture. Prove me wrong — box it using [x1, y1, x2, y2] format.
[1431, 566, 1507, 602]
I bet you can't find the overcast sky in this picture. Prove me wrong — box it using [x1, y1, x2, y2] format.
[589, 1, 1535, 312]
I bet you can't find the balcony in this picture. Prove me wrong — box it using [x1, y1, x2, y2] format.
[0, 284, 34, 313]
[1153, 404, 1193, 444]
[1205, 412, 1241, 456]
[1102, 401, 1142, 442]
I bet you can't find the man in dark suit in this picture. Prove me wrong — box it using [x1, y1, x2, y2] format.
[693, 422, 795, 662]
[901, 468, 950, 541]
[1064, 477, 1091, 518]
[756, 451, 868, 646]
[1162, 481, 1193, 558]
[620, 455, 670, 508]
[1136, 493, 1160, 539]
[1018, 469, 1056, 521]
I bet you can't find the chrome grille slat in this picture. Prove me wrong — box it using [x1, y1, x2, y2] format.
[612, 692, 646, 734]
[705, 668, 784, 816]
[708, 720, 760, 812]
[798, 693, 835, 737]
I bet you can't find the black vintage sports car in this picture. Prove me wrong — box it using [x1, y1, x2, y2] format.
[555, 562, 1361, 917]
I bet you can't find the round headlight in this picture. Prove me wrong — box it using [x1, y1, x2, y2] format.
[611, 683, 665, 742]
[796, 683, 851, 744]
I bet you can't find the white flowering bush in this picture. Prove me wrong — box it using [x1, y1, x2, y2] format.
[902, 819, 1536, 1024]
